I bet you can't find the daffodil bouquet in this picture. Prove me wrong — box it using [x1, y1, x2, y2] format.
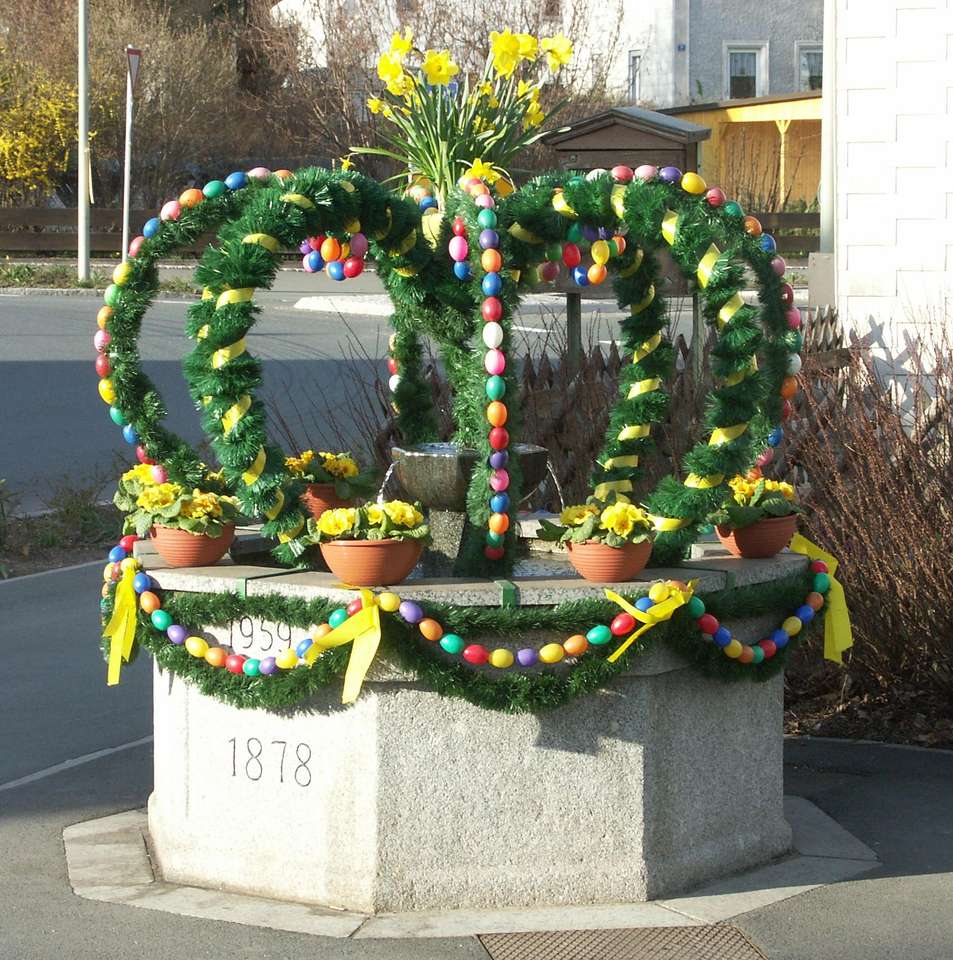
[284, 449, 377, 500]
[309, 500, 430, 543]
[354, 28, 573, 205]
[115, 471, 242, 539]
[711, 476, 800, 530]
[537, 498, 654, 549]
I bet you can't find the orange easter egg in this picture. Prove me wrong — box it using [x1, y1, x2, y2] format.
[205, 646, 227, 667]
[780, 376, 798, 399]
[418, 618, 443, 641]
[743, 216, 762, 236]
[97, 306, 112, 329]
[481, 249, 502, 273]
[179, 188, 204, 208]
[139, 591, 160, 614]
[320, 237, 341, 262]
[486, 401, 508, 427]
[488, 513, 510, 534]
[563, 634, 589, 657]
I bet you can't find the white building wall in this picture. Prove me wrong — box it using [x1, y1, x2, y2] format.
[833, 0, 953, 339]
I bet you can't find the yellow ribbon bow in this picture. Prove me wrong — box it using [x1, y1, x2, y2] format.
[303, 589, 383, 703]
[789, 534, 853, 663]
[104, 564, 139, 686]
[605, 581, 696, 663]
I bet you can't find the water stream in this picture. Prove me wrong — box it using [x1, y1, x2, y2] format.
[546, 459, 566, 511]
[375, 462, 397, 503]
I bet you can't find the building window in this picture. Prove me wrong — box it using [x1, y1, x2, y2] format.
[628, 51, 641, 102]
[725, 44, 766, 99]
[798, 43, 822, 91]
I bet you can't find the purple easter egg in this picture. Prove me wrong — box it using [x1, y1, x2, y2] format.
[166, 625, 186, 645]
[478, 229, 499, 250]
[488, 450, 508, 469]
[659, 166, 682, 183]
[516, 648, 538, 667]
[581, 224, 599, 242]
[399, 600, 424, 625]
[259, 656, 278, 675]
[299, 240, 312, 255]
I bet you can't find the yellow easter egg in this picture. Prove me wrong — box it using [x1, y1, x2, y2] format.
[539, 643, 565, 664]
[112, 262, 132, 286]
[98, 378, 116, 404]
[378, 592, 401, 613]
[119, 556, 139, 571]
[724, 638, 743, 659]
[648, 582, 671, 603]
[185, 636, 209, 658]
[681, 172, 707, 195]
[591, 240, 610, 265]
[782, 616, 803, 636]
[103, 563, 115, 582]
[489, 648, 514, 669]
[276, 648, 299, 669]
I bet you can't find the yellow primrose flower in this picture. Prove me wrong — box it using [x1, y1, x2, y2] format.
[389, 27, 413, 59]
[366, 503, 385, 526]
[516, 33, 538, 62]
[383, 500, 424, 528]
[323, 454, 359, 479]
[464, 157, 501, 185]
[181, 489, 223, 519]
[122, 463, 156, 486]
[367, 97, 383, 115]
[317, 507, 357, 538]
[421, 49, 459, 85]
[560, 503, 599, 526]
[599, 502, 649, 539]
[489, 29, 521, 77]
[136, 482, 183, 512]
[541, 34, 573, 72]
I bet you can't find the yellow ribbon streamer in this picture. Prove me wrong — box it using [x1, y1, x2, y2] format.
[649, 514, 691, 532]
[610, 184, 627, 219]
[338, 180, 356, 193]
[605, 581, 696, 662]
[221, 394, 252, 435]
[264, 488, 285, 520]
[724, 356, 758, 387]
[789, 534, 853, 664]
[634, 332, 661, 363]
[393, 266, 420, 277]
[709, 422, 749, 446]
[242, 446, 266, 486]
[718, 292, 745, 329]
[242, 233, 280, 253]
[372, 208, 393, 239]
[344, 218, 361, 232]
[617, 250, 644, 279]
[280, 192, 315, 209]
[508, 223, 543, 244]
[211, 337, 247, 369]
[684, 472, 725, 489]
[304, 589, 382, 703]
[216, 288, 254, 310]
[196, 324, 210, 340]
[603, 454, 640, 470]
[104, 565, 139, 686]
[630, 284, 655, 314]
[618, 424, 650, 441]
[277, 517, 305, 543]
[391, 229, 417, 255]
[661, 209, 678, 245]
[696, 243, 721, 288]
[552, 191, 578, 218]
[510, 269, 521, 282]
[594, 479, 633, 500]
[201, 287, 214, 301]
[628, 377, 661, 399]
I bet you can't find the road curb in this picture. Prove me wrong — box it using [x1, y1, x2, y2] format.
[0, 287, 198, 300]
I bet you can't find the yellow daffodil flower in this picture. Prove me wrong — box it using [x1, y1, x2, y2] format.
[421, 49, 459, 86]
[489, 29, 521, 77]
[367, 97, 383, 115]
[389, 27, 413, 59]
[517, 33, 538, 62]
[464, 156, 501, 184]
[541, 34, 573, 72]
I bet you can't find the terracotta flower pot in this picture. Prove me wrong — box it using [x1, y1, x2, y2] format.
[152, 524, 236, 568]
[319, 538, 423, 587]
[300, 483, 354, 521]
[567, 539, 652, 583]
[716, 514, 797, 559]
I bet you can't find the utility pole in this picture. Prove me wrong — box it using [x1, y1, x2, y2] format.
[121, 46, 142, 263]
[77, 0, 90, 281]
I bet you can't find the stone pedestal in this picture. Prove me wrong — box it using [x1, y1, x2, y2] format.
[141, 539, 804, 914]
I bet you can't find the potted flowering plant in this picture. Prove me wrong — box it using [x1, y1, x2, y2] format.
[284, 449, 377, 520]
[115, 465, 242, 567]
[711, 475, 800, 559]
[537, 498, 654, 582]
[310, 500, 430, 586]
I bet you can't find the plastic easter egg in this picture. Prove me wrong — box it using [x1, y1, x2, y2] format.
[203, 179, 226, 198]
[481, 271, 502, 297]
[757, 639, 777, 660]
[388, 374, 401, 393]
[329, 607, 349, 628]
[538, 642, 565, 664]
[346, 597, 363, 616]
[452, 217, 467, 237]
[418, 618, 443, 641]
[112, 261, 132, 286]
[97, 378, 115, 404]
[587, 263, 607, 285]
[488, 512, 509, 534]
[484, 545, 505, 560]
[150, 465, 167, 484]
[481, 249, 502, 273]
[488, 427, 509, 451]
[398, 600, 423, 624]
[486, 401, 507, 426]
[295, 637, 313, 657]
[648, 582, 671, 602]
[770, 628, 790, 649]
[489, 468, 509, 492]
[723, 200, 744, 218]
[743, 215, 762, 237]
[242, 658, 261, 677]
[247, 166, 271, 180]
[119, 557, 138, 574]
[97, 306, 113, 330]
[515, 647, 537, 667]
[119, 534, 138, 552]
[771, 256, 787, 277]
[135, 445, 154, 465]
[590, 240, 610, 265]
[121, 424, 138, 445]
[563, 635, 589, 657]
[107, 545, 126, 564]
[586, 624, 612, 646]
[166, 624, 186, 645]
[274, 169, 293, 181]
[805, 591, 825, 612]
[142, 217, 161, 238]
[780, 283, 795, 307]
[179, 188, 204, 208]
[562, 243, 581, 268]
[484, 348, 506, 376]
[737, 644, 754, 663]
[139, 591, 160, 613]
[786, 307, 801, 330]
[760, 234, 777, 253]
[448, 236, 469, 262]
[440, 633, 465, 655]
[478, 229, 499, 250]
[151, 609, 172, 631]
[159, 200, 181, 222]
[634, 164, 658, 181]
[713, 626, 732, 647]
[276, 648, 299, 669]
[343, 256, 364, 278]
[419, 196, 437, 212]
[453, 261, 471, 280]
[462, 644, 489, 665]
[477, 208, 497, 229]
[572, 266, 590, 286]
[486, 531, 503, 547]
[481, 297, 503, 322]
[344, 230, 367, 258]
[185, 635, 209, 658]
[723, 638, 743, 658]
[635, 597, 654, 613]
[781, 376, 798, 400]
[586, 167, 608, 181]
[705, 187, 725, 207]
[782, 615, 803, 637]
[475, 193, 495, 209]
[610, 613, 636, 636]
[767, 427, 784, 447]
[489, 493, 509, 513]
[611, 164, 634, 182]
[795, 604, 815, 624]
[489, 648, 514, 669]
[482, 322, 504, 350]
[813, 572, 831, 594]
[104, 284, 123, 309]
[469, 182, 490, 197]
[781, 399, 793, 420]
[95, 354, 110, 378]
[94, 329, 111, 353]
[303, 251, 322, 273]
[320, 237, 341, 262]
[376, 591, 400, 613]
[225, 654, 246, 674]
[698, 613, 719, 635]
[254, 655, 275, 675]
[327, 259, 346, 282]
[787, 353, 802, 376]
[488, 450, 508, 469]
[539, 260, 560, 282]
[658, 166, 682, 183]
[681, 172, 707, 194]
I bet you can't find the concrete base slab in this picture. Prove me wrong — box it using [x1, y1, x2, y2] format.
[63, 796, 878, 940]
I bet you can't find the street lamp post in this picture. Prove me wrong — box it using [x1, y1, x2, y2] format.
[121, 47, 142, 263]
[77, 0, 90, 281]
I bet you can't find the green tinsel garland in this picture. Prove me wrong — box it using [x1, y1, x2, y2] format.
[101, 569, 813, 714]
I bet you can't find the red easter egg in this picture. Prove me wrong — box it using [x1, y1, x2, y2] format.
[705, 187, 725, 207]
[810, 560, 828, 574]
[781, 399, 793, 421]
[488, 427, 509, 450]
[484, 546, 505, 560]
[698, 613, 719, 635]
[309, 235, 325, 251]
[562, 243, 581, 268]
[758, 639, 778, 659]
[225, 654, 246, 674]
[346, 598, 363, 616]
[119, 535, 138, 552]
[387, 357, 398, 375]
[610, 613, 636, 636]
[462, 644, 489, 665]
[611, 164, 634, 182]
[343, 256, 364, 278]
[481, 297, 502, 322]
[780, 283, 794, 306]
[452, 218, 467, 236]
[136, 445, 155, 465]
[95, 354, 111, 377]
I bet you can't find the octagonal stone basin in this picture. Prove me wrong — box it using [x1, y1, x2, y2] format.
[391, 442, 549, 511]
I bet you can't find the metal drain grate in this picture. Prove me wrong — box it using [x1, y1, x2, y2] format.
[478, 925, 768, 960]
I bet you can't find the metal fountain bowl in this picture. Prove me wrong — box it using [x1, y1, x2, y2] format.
[390, 442, 549, 511]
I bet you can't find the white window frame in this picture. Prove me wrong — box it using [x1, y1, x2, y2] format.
[723, 42, 768, 100]
[627, 50, 642, 102]
[795, 41, 823, 92]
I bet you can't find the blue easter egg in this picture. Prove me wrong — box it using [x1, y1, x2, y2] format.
[770, 628, 789, 648]
[225, 171, 248, 190]
[572, 266, 590, 286]
[796, 604, 815, 623]
[481, 272, 502, 296]
[759, 234, 777, 253]
[122, 424, 138, 445]
[419, 196, 437, 211]
[635, 597, 654, 612]
[306, 250, 324, 272]
[132, 572, 151, 593]
[453, 261, 471, 280]
[108, 546, 126, 564]
[767, 427, 784, 447]
[490, 493, 509, 513]
[712, 626, 732, 647]
[142, 217, 160, 238]
[327, 260, 345, 281]
[295, 637, 313, 657]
